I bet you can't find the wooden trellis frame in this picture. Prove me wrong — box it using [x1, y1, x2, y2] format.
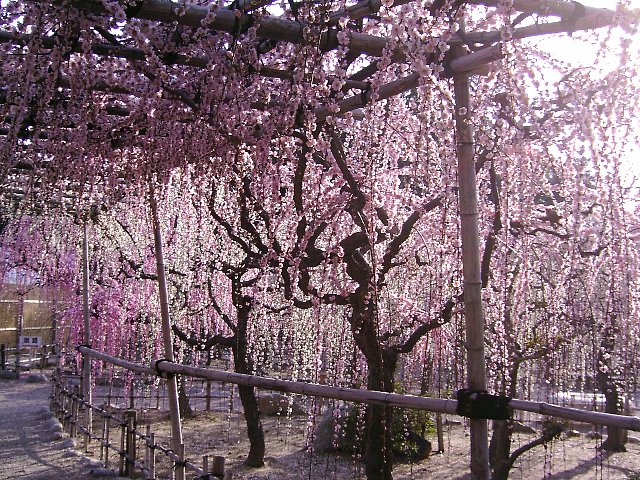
[0, 1, 630, 479]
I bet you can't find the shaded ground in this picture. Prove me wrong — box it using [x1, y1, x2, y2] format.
[0, 373, 105, 480]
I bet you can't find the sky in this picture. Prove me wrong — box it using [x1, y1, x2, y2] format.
[531, 0, 640, 184]
[534, 0, 639, 65]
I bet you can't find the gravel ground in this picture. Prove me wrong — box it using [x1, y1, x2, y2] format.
[0, 372, 115, 480]
[3, 372, 639, 480]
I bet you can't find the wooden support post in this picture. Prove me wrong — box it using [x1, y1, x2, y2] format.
[105, 407, 111, 469]
[175, 443, 185, 480]
[149, 184, 184, 480]
[206, 380, 212, 411]
[125, 409, 137, 478]
[148, 432, 156, 480]
[84, 410, 90, 453]
[436, 413, 445, 453]
[453, 36, 490, 480]
[82, 221, 93, 440]
[119, 417, 126, 476]
[212, 456, 225, 478]
[71, 386, 80, 438]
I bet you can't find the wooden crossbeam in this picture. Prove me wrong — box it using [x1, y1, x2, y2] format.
[0, 30, 370, 92]
[0, 44, 502, 143]
[69, 0, 391, 57]
[44, 0, 618, 77]
[317, 44, 503, 121]
[468, 0, 615, 21]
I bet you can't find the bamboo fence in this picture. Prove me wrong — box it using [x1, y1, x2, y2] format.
[78, 346, 640, 432]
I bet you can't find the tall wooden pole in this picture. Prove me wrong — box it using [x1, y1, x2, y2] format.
[15, 294, 24, 369]
[82, 221, 93, 435]
[149, 183, 184, 480]
[453, 40, 490, 479]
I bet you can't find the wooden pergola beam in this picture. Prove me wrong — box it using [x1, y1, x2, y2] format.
[0, 30, 370, 93]
[1, 44, 502, 141]
[468, 0, 615, 21]
[68, 0, 391, 57]
[317, 44, 503, 122]
[47, 0, 617, 82]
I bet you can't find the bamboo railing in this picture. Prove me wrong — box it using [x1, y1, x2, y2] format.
[50, 371, 227, 479]
[77, 346, 640, 432]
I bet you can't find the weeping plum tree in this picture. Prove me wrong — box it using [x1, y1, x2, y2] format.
[284, 87, 468, 477]
[170, 159, 295, 467]
[475, 49, 640, 477]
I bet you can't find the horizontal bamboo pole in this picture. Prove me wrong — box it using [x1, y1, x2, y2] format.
[79, 346, 156, 376]
[66, 0, 617, 61]
[466, 15, 617, 44]
[509, 399, 640, 430]
[316, 44, 503, 121]
[69, 0, 390, 57]
[66, 0, 617, 66]
[77, 346, 640, 431]
[468, 0, 615, 21]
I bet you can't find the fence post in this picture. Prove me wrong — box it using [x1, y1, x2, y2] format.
[175, 443, 185, 480]
[71, 385, 80, 438]
[104, 407, 111, 469]
[61, 385, 69, 430]
[1, 344, 5, 370]
[144, 425, 151, 480]
[436, 413, 445, 452]
[206, 380, 212, 412]
[84, 401, 90, 453]
[40, 345, 47, 370]
[119, 416, 126, 476]
[125, 409, 137, 478]
[202, 455, 209, 478]
[212, 456, 225, 479]
[100, 410, 108, 464]
[129, 378, 135, 410]
[148, 432, 156, 480]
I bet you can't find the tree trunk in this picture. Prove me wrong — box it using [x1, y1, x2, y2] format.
[352, 311, 396, 480]
[489, 420, 512, 480]
[599, 376, 626, 452]
[489, 359, 519, 480]
[363, 365, 394, 480]
[597, 321, 626, 453]
[233, 294, 266, 467]
[178, 376, 194, 418]
[237, 383, 266, 467]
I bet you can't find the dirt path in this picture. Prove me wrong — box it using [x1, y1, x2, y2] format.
[0, 374, 101, 480]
